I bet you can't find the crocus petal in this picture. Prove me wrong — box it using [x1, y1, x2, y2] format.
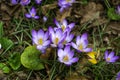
[59, 32, 67, 43]
[43, 16, 47, 22]
[62, 19, 67, 28]
[38, 29, 44, 39]
[83, 48, 92, 52]
[34, 16, 40, 19]
[80, 33, 88, 42]
[20, 0, 30, 6]
[56, 29, 62, 38]
[69, 34, 74, 42]
[108, 51, 115, 58]
[35, 0, 42, 4]
[51, 44, 57, 47]
[58, 43, 64, 48]
[88, 58, 97, 64]
[58, 49, 64, 58]
[30, 7, 36, 15]
[43, 40, 50, 46]
[68, 50, 74, 59]
[25, 13, 31, 18]
[44, 31, 49, 41]
[116, 72, 120, 80]
[70, 57, 79, 63]
[82, 40, 88, 48]
[32, 30, 37, 39]
[60, 7, 64, 12]
[0, 44, 1, 49]
[37, 45, 43, 50]
[49, 27, 54, 35]
[54, 19, 61, 28]
[64, 46, 70, 54]
[104, 50, 108, 59]
[68, 23, 75, 29]
[71, 42, 78, 49]
[32, 38, 38, 44]
[76, 36, 81, 45]
[11, 0, 18, 4]
[110, 56, 119, 62]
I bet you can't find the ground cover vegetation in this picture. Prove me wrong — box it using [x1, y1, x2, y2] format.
[0, 0, 120, 80]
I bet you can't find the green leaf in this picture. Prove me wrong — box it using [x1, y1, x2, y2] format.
[0, 63, 5, 69]
[0, 22, 4, 38]
[107, 8, 120, 20]
[81, 0, 88, 5]
[8, 53, 21, 70]
[21, 46, 44, 70]
[0, 37, 14, 49]
[2, 66, 10, 73]
[0, 63, 11, 73]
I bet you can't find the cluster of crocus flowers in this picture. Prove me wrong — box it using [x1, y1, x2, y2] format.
[104, 50, 119, 63]
[58, 0, 75, 12]
[31, 19, 93, 65]
[25, 7, 40, 19]
[11, 0, 30, 5]
[32, 29, 50, 53]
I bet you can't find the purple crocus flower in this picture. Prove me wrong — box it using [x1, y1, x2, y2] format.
[11, 0, 19, 5]
[71, 33, 92, 52]
[20, 0, 30, 6]
[116, 72, 120, 80]
[32, 29, 50, 53]
[58, 0, 75, 12]
[104, 50, 119, 63]
[49, 27, 67, 48]
[43, 16, 47, 22]
[54, 19, 75, 32]
[25, 7, 40, 19]
[57, 46, 79, 65]
[116, 5, 120, 15]
[35, 0, 42, 4]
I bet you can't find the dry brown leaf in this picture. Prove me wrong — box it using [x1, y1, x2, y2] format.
[56, 8, 71, 22]
[41, 2, 57, 15]
[80, 2, 108, 26]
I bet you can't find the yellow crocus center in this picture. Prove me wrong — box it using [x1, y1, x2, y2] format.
[107, 58, 110, 61]
[61, 25, 65, 31]
[38, 38, 43, 45]
[31, 13, 35, 17]
[63, 55, 69, 62]
[66, 0, 70, 2]
[78, 43, 83, 50]
[54, 37, 59, 44]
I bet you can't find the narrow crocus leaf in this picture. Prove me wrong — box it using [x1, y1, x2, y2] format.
[0, 22, 4, 38]
[21, 46, 44, 70]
